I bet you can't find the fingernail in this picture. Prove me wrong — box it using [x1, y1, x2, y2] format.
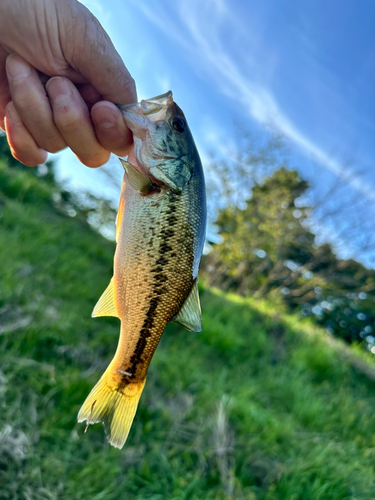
[6, 102, 22, 124]
[46, 77, 72, 104]
[93, 107, 116, 129]
[6, 54, 32, 81]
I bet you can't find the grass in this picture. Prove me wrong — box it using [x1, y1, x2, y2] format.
[1, 158, 375, 499]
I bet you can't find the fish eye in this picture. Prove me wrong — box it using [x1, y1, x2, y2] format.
[171, 117, 185, 133]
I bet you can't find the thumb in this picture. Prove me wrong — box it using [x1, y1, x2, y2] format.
[58, 0, 137, 105]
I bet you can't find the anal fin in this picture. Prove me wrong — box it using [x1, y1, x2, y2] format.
[173, 279, 202, 332]
[92, 278, 119, 318]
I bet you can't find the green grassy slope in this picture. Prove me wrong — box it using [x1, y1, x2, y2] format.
[1, 160, 375, 500]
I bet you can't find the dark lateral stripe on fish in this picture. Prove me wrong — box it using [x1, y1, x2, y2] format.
[125, 196, 179, 377]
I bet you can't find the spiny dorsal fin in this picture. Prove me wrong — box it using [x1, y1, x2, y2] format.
[119, 158, 153, 194]
[92, 278, 119, 318]
[173, 280, 202, 332]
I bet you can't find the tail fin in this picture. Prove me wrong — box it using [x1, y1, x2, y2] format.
[77, 370, 146, 449]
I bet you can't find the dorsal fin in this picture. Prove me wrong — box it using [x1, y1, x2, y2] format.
[173, 280, 202, 332]
[92, 278, 119, 318]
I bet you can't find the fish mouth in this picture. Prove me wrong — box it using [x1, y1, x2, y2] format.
[118, 91, 174, 118]
[118, 91, 178, 143]
[117, 92, 176, 191]
[117, 90, 177, 141]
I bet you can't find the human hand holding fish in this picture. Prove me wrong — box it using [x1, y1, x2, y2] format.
[0, 0, 136, 167]
[78, 91, 207, 448]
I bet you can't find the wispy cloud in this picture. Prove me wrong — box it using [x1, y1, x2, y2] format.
[132, 0, 375, 201]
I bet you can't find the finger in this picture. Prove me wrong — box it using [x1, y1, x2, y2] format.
[92, 101, 133, 157]
[6, 53, 67, 153]
[46, 76, 110, 168]
[58, 1, 137, 105]
[4, 101, 47, 166]
[0, 46, 11, 131]
[76, 83, 102, 110]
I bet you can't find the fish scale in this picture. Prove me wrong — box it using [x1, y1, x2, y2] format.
[77, 91, 206, 448]
[114, 186, 196, 381]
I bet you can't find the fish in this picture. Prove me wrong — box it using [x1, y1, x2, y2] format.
[77, 91, 207, 449]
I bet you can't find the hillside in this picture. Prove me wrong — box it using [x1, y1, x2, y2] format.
[1, 158, 375, 500]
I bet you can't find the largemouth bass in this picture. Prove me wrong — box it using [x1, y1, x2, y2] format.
[77, 91, 207, 449]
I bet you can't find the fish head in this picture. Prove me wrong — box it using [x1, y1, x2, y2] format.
[119, 91, 197, 194]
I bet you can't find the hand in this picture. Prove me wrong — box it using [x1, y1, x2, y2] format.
[0, 0, 137, 167]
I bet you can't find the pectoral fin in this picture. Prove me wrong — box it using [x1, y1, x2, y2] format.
[92, 278, 119, 318]
[173, 280, 202, 332]
[119, 158, 153, 194]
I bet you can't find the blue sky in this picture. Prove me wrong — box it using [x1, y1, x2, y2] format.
[57, 0, 375, 260]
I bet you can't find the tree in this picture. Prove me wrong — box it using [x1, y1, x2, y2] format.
[203, 166, 375, 347]
[204, 167, 313, 294]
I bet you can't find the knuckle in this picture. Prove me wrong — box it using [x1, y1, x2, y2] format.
[10, 84, 43, 114]
[54, 108, 83, 132]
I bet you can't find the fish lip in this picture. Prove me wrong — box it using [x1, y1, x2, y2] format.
[117, 90, 174, 142]
[117, 90, 173, 116]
